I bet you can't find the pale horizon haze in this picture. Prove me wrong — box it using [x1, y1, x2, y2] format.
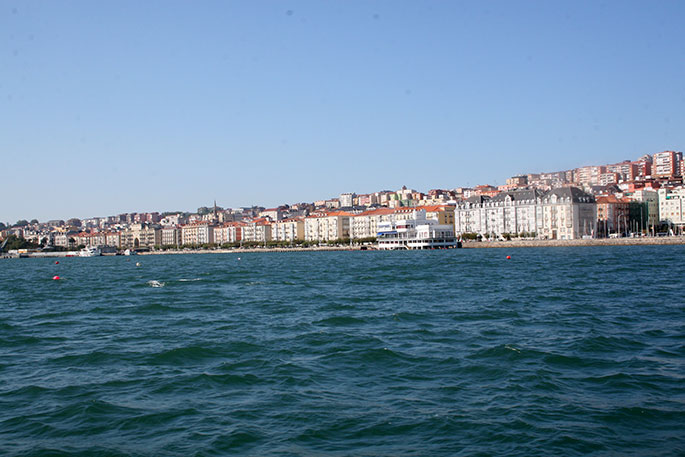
[2, 1, 684, 223]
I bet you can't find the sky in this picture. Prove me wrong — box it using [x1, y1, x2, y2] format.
[2, 0, 684, 223]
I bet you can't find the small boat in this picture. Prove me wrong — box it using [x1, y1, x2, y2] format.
[124, 249, 137, 256]
[79, 246, 102, 257]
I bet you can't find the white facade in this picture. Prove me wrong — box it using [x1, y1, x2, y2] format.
[242, 221, 271, 243]
[271, 219, 304, 242]
[181, 223, 215, 245]
[339, 193, 356, 207]
[455, 188, 596, 240]
[377, 216, 457, 250]
[161, 227, 180, 246]
[350, 208, 395, 239]
[304, 212, 351, 242]
[658, 187, 685, 226]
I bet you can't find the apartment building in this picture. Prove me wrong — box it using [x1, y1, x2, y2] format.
[181, 222, 215, 246]
[271, 218, 304, 242]
[241, 219, 272, 243]
[653, 151, 682, 179]
[350, 208, 395, 239]
[658, 187, 685, 227]
[161, 226, 181, 246]
[121, 224, 162, 248]
[455, 187, 596, 240]
[304, 211, 352, 242]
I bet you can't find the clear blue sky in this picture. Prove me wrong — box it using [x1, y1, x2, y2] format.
[2, 1, 684, 223]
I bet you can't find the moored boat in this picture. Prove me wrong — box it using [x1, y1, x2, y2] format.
[79, 246, 102, 257]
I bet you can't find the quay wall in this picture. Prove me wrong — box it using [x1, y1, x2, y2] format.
[463, 236, 685, 249]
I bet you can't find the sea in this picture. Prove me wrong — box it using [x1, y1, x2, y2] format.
[0, 246, 683, 456]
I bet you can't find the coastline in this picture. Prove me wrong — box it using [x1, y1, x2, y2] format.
[462, 236, 685, 248]
[6, 236, 685, 258]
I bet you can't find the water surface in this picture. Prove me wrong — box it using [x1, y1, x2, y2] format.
[1, 247, 683, 456]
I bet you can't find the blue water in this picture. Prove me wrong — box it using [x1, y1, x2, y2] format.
[1, 247, 683, 456]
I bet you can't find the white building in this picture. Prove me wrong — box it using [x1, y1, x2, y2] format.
[658, 187, 685, 227]
[161, 226, 181, 246]
[350, 208, 396, 239]
[377, 213, 457, 250]
[271, 218, 304, 242]
[181, 222, 215, 246]
[455, 187, 596, 240]
[339, 193, 356, 208]
[304, 211, 352, 242]
[241, 220, 271, 243]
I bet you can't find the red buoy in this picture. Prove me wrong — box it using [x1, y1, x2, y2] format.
[506, 255, 511, 260]
[55, 261, 59, 264]
[52, 275, 61, 280]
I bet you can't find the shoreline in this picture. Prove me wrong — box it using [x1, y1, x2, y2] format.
[462, 236, 685, 248]
[6, 236, 685, 258]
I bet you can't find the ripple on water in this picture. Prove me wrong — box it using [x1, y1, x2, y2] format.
[0, 248, 684, 456]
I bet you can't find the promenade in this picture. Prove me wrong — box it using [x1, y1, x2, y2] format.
[463, 236, 685, 249]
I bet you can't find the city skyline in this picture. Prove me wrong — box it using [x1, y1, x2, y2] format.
[3, 1, 684, 222]
[1, 147, 681, 224]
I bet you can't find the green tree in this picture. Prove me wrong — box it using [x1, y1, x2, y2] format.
[1, 235, 40, 252]
[15, 220, 29, 227]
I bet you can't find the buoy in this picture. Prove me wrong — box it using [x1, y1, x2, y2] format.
[55, 261, 59, 264]
[52, 275, 61, 280]
[506, 255, 511, 260]
[136, 262, 141, 267]
[237, 257, 241, 261]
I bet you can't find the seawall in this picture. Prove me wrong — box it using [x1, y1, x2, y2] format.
[462, 236, 685, 249]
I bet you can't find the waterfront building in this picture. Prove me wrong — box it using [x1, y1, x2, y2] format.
[596, 195, 631, 236]
[454, 187, 596, 240]
[213, 222, 244, 244]
[350, 208, 396, 239]
[161, 226, 181, 247]
[377, 211, 457, 250]
[658, 187, 685, 229]
[538, 188, 596, 240]
[625, 189, 658, 232]
[121, 224, 162, 249]
[105, 231, 121, 248]
[455, 190, 542, 237]
[180, 222, 215, 246]
[304, 211, 352, 242]
[241, 219, 272, 243]
[53, 232, 76, 248]
[271, 218, 304, 242]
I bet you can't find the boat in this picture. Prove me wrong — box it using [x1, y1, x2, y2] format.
[124, 249, 137, 256]
[79, 246, 102, 257]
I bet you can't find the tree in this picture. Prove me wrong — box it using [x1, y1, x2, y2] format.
[30, 219, 39, 225]
[0, 222, 5, 230]
[67, 218, 82, 227]
[1, 235, 39, 252]
[15, 220, 29, 227]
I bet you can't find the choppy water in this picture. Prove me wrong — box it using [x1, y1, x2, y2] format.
[1, 247, 683, 456]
